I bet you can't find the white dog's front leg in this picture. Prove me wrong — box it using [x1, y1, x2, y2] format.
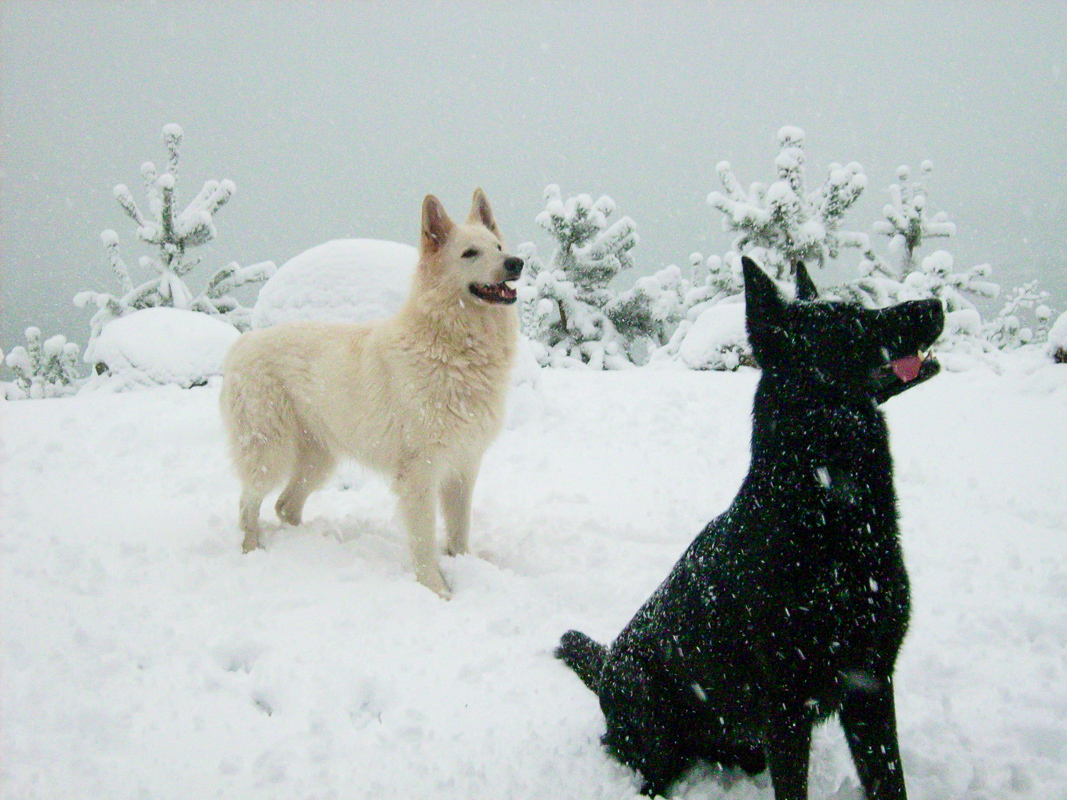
[441, 465, 478, 557]
[394, 463, 450, 599]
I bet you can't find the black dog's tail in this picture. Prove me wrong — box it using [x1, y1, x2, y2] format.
[555, 630, 607, 693]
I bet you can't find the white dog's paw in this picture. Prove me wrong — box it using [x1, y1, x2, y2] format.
[417, 566, 452, 600]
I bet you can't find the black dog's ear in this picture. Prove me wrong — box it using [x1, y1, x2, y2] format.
[794, 261, 819, 302]
[743, 256, 785, 324]
[743, 257, 787, 366]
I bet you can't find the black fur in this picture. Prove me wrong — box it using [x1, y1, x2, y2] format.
[556, 258, 944, 799]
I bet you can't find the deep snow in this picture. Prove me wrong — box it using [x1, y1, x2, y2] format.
[3, 356, 1067, 799]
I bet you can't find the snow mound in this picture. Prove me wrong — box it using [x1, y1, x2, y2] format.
[88, 307, 239, 390]
[1048, 309, 1067, 362]
[677, 297, 750, 370]
[252, 239, 417, 329]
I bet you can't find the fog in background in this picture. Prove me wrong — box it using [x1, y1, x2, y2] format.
[2, 0, 1065, 349]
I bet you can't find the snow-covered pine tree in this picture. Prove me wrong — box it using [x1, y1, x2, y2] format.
[518, 185, 639, 369]
[871, 161, 957, 277]
[75, 124, 275, 358]
[4, 326, 82, 399]
[983, 280, 1053, 349]
[707, 126, 871, 280]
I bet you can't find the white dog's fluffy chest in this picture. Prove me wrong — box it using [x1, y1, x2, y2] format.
[297, 311, 515, 476]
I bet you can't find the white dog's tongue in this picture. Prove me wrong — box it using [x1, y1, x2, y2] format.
[891, 354, 922, 383]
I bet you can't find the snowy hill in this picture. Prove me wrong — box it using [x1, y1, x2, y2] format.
[3, 359, 1067, 799]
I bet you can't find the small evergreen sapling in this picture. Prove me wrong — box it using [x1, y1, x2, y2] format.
[4, 326, 82, 399]
[871, 162, 957, 277]
[75, 124, 275, 360]
[833, 161, 998, 330]
[518, 185, 639, 369]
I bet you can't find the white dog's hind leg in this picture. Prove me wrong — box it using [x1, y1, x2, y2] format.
[395, 462, 450, 599]
[441, 465, 478, 557]
[275, 435, 336, 526]
[240, 488, 266, 553]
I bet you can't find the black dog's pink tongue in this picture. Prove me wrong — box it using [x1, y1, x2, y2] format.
[891, 354, 922, 383]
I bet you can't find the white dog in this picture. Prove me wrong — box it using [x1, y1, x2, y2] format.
[220, 190, 522, 597]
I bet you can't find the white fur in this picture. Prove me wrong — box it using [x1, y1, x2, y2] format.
[220, 190, 519, 598]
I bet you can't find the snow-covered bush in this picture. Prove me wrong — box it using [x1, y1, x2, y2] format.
[708, 134, 1016, 357]
[648, 252, 750, 369]
[984, 281, 1053, 349]
[75, 124, 275, 361]
[604, 264, 688, 356]
[3, 327, 82, 399]
[602, 250, 750, 366]
[661, 296, 751, 371]
[84, 307, 239, 392]
[252, 239, 416, 328]
[667, 130, 876, 372]
[1048, 310, 1067, 363]
[708, 126, 871, 280]
[518, 185, 639, 369]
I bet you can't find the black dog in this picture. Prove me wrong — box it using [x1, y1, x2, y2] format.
[557, 257, 944, 799]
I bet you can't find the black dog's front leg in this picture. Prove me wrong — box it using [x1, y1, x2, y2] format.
[765, 709, 812, 800]
[840, 682, 907, 799]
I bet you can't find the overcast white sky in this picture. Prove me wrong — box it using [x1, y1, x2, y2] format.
[2, 0, 1065, 346]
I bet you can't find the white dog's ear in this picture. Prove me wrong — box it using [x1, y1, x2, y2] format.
[422, 195, 455, 254]
[468, 188, 501, 237]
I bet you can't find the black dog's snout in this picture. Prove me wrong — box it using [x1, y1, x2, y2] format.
[503, 256, 524, 278]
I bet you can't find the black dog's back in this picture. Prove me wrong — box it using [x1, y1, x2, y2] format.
[557, 259, 944, 799]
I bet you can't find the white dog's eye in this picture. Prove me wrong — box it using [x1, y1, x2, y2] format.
[462, 248, 480, 259]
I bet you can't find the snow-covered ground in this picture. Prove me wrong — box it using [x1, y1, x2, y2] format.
[3, 355, 1066, 800]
